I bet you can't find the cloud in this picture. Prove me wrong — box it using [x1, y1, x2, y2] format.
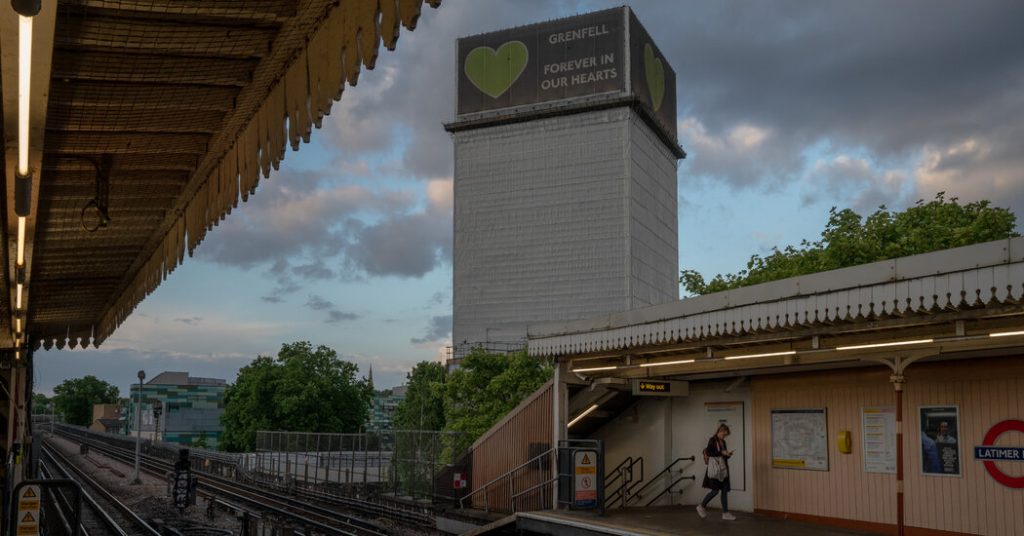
[196, 171, 452, 284]
[174, 317, 202, 326]
[427, 291, 447, 307]
[305, 294, 334, 311]
[410, 314, 452, 344]
[261, 295, 284, 304]
[805, 154, 912, 213]
[325, 310, 360, 323]
[912, 135, 1024, 211]
[616, 0, 1024, 214]
[305, 295, 359, 323]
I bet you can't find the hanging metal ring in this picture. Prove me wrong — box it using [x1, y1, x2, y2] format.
[81, 199, 109, 232]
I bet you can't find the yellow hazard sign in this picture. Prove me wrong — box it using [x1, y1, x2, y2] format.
[581, 454, 591, 465]
[17, 485, 42, 536]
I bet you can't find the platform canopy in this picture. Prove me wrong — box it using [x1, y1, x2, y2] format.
[529, 237, 1024, 380]
[0, 0, 439, 351]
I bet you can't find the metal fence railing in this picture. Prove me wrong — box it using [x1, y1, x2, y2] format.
[253, 429, 470, 500]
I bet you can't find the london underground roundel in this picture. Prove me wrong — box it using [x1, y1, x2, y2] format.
[974, 419, 1024, 488]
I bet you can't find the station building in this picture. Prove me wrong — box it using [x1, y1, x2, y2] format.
[462, 238, 1024, 536]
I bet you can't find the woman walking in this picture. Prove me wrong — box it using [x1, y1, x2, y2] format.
[697, 423, 736, 521]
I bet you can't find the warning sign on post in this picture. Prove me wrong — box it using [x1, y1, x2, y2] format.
[16, 485, 41, 536]
[573, 450, 598, 508]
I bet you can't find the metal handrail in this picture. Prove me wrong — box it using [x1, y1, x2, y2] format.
[623, 457, 647, 498]
[605, 456, 633, 488]
[605, 456, 644, 509]
[510, 476, 557, 512]
[643, 474, 696, 507]
[458, 447, 556, 511]
[627, 456, 695, 505]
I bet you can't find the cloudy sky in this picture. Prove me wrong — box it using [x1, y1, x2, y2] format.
[34, 0, 1024, 396]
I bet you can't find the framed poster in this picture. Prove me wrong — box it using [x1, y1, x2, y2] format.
[705, 402, 745, 490]
[920, 406, 961, 476]
[862, 406, 896, 473]
[771, 408, 828, 471]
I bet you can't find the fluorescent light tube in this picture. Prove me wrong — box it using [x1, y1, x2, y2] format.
[18, 15, 32, 175]
[568, 404, 599, 428]
[990, 330, 1024, 338]
[723, 350, 796, 361]
[573, 365, 617, 373]
[640, 358, 695, 367]
[836, 339, 933, 351]
[17, 217, 26, 265]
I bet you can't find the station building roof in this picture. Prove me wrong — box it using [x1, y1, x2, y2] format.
[528, 237, 1024, 379]
[0, 0, 440, 352]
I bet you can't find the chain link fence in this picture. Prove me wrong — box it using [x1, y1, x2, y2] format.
[252, 430, 471, 500]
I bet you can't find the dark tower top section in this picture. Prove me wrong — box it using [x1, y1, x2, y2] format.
[447, 6, 683, 158]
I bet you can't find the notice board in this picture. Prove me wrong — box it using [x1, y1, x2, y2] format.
[862, 406, 897, 473]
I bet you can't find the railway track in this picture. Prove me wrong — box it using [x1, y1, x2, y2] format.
[40, 442, 163, 536]
[55, 430, 389, 536]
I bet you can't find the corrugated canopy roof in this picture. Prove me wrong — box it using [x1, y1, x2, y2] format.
[0, 0, 440, 351]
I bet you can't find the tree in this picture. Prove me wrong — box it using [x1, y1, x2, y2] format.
[32, 393, 53, 415]
[51, 376, 119, 426]
[193, 431, 210, 450]
[393, 361, 447, 431]
[220, 341, 372, 452]
[681, 193, 1019, 295]
[444, 349, 553, 453]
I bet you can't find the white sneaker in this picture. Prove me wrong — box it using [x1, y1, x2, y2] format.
[722, 512, 736, 521]
[696, 505, 707, 518]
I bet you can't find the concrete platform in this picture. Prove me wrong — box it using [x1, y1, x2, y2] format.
[512, 507, 875, 536]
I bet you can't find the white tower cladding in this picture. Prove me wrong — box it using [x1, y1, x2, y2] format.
[447, 7, 684, 351]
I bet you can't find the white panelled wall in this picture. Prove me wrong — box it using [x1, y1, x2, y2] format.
[453, 107, 679, 347]
[592, 381, 754, 512]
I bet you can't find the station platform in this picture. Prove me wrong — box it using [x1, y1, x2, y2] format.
[467, 507, 875, 536]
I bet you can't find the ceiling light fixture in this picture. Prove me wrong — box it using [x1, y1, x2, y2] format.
[16, 217, 26, 265]
[990, 330, 1024, 338]
[16, 283, 23, 309]
[568, 404, 599, 428]
[640, 358, 695, 367]
[836, 339, 934, 351]
[723, 350, 796, 361]
[573, 365, 618, 373]
[17, 14, 32, 175]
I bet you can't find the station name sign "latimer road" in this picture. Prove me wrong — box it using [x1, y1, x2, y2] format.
[456, 7, 677, 142]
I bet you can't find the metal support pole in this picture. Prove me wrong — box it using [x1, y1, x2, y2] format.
[892, 373, 906, 536]
[131, 370, 145, 484]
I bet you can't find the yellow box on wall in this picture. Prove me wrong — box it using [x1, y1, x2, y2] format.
[837, 430, 853, 454]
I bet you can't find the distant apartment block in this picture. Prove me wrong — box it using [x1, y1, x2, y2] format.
[369, 385, 406, 430]
[125, 371, 226, 449]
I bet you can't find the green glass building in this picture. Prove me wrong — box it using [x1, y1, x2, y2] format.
[125, 371, 226, 449]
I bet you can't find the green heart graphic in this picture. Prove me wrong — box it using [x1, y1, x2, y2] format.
[464, 41, 528, 99]
[644, 43, 665, 112]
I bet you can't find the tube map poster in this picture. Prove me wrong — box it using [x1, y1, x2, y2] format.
[771, 408, 829, 471]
